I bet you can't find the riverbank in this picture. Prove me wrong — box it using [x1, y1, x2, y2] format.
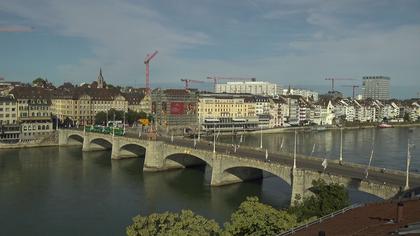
[0, 132, 58, 149]
[246, 122, 420, 135]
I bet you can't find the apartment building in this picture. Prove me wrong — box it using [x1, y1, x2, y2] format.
[52, 87, 128, 126]
[216, 81, 280, 96]
[8, 87, 54, 140]
[123, 93, 151, 114]
[362, 76, 390, 100]
[0, 96, 20, 143]
[197, 93, 258, 132]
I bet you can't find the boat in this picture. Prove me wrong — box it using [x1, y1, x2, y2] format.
[377, 123, 393, 128]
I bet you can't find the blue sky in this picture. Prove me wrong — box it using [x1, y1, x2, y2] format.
[1, 0, 420, 98]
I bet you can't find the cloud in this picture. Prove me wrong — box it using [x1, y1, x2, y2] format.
[0, 25, 33, 32]
[1, 0, 420, 98]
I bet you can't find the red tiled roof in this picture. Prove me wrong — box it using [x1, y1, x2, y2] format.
[294, 198, 420, 236]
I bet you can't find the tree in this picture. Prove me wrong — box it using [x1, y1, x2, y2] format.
[95, 111, 108, 125]
[289, 179, 349, 222]
[223, 197, 297, 236]
[126, 210, 221, 236]
[32, 77, 46, 86]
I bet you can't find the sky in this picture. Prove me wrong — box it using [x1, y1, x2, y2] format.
[1, 0, 420, 98]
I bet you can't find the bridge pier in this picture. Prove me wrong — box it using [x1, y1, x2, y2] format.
[143, 141, 166, 171]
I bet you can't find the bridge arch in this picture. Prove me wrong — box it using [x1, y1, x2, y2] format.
[219, 160, 293, 186]
[164, 153, 209, 169]
[67, 133, 84, 145]
[89, 137, 113, 151]
[118, 143, 147, 158]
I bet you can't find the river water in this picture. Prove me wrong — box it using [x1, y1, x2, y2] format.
[0, 127, 418, 235]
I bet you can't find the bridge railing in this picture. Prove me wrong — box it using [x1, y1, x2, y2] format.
[278, 202, 363, 236]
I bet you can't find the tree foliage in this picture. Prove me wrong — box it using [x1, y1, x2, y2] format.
[223, 197, 297, 236]
[126, 210, 221, 236]
[94, 109, 148, 125]
[289, 179, 349, 222]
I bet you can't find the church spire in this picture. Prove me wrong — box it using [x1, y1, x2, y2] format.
[97, 67, 105, 88]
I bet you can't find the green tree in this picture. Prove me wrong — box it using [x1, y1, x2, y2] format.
[126, 210, 221, 236]
[289, 179, 349, 222]
[223, 197, 297, 236]
[95, 111, 108, 125]
[32, 77, 46, 86]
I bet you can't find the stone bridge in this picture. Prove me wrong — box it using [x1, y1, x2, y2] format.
[59, 130, 409, 205]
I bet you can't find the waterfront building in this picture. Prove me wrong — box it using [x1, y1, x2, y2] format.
[8, 87, 54, 140]
[362, 76, 390, 100]
[380, 101, 400, 120]
[197, 93, 258, 132]
[151, 89, 199, 132]
[269, 97, 287, 127]
[333, 99, 356, 122]
[216, 81, 280, 96]
[0, 96, 20, 143]
[311, 98, 334, 125]
[52, 87, 128, 126]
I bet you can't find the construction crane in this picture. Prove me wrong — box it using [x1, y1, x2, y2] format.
[180, 79, 205, 90]
[144, 50, 158, 95]
[342, 85, 360, 99]
[325, 78, 354, 92]
[207, 76, 256, 91]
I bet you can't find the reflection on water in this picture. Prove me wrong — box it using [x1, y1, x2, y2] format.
[219, 127, 420, 171]
[0, 131, 393, 235]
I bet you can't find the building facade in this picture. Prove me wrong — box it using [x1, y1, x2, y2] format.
[362, 76, 390, 100]
[152, 89, 199, 131]
[215, 81, 280, 96]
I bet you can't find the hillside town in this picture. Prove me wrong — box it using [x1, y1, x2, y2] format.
[0, 70, 419, 143]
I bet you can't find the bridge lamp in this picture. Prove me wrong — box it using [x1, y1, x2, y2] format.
[293, 130, 297, 170]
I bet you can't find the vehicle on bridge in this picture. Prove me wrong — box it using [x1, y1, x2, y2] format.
[84, 125, 125, 136]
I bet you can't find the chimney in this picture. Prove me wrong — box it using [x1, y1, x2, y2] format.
[397, 202, 404, 223]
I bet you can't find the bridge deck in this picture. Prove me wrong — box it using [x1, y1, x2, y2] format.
[66, 129, 420, 189]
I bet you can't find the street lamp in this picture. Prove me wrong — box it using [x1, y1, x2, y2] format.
[293, 130, 297, 169]
[339, 127, 343, 164]
[404, 140, 414, 190]
[260, 125, 263, 149]
[213, 122, 216, 153]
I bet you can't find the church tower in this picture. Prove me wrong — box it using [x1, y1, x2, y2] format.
[97, 68, 105, 89]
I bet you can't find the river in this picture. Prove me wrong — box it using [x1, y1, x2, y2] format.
[0, 127, 418, 235]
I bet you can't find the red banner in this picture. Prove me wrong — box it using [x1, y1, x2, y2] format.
[170, 102, 185, 115]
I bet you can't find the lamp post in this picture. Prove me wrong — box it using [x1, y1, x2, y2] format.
[404, 140, 413, 190]
[213, 122, 216, 153]
[293, 130, 297, 170]
[339, 127, 343, 164]
[260, 125, 263, 149]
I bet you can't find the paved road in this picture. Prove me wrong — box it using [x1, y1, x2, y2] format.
[81, 128, 420, 189]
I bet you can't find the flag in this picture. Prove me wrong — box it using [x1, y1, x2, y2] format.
[322, 158, 328, 170]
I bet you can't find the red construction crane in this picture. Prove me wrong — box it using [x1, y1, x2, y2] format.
[207, 76, 256, 91]
[180, 79, 205, 90]
[342, 85, 360, 99]
[144, 50, 158, 95]
[325, 78, 354, 91]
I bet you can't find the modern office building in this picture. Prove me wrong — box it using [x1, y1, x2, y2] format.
[215, 81, 280, 96]
[362, 76, 390, 100]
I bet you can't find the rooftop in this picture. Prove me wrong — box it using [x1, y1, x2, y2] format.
[293, 198, 420, 236]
